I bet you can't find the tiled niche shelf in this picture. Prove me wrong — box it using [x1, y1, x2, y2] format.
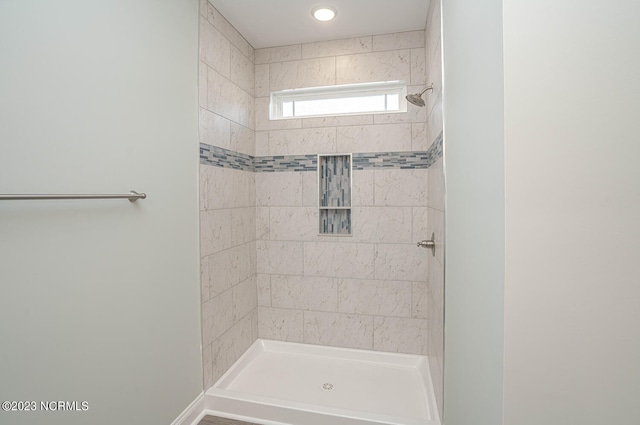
[318, 154, 352, 235]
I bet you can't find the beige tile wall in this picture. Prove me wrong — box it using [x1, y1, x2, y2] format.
[425, 0, 445, 420]
[199, 0, 443, 392]
[254, 30, 431, 356]
[199, 0, 257, 388]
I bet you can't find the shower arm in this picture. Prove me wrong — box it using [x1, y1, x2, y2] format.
[418, 84, 434, 96]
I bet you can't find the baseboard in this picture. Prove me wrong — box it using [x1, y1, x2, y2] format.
[171, 392, 206, 425]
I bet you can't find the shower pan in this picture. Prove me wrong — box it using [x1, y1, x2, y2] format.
[204, 339, 440, 425]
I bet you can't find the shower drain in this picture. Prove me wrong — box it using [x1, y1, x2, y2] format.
[320, 383, 334, 391]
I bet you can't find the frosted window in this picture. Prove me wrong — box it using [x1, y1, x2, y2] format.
[271, 81, 407, 120]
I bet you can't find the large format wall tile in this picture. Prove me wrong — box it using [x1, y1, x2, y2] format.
[269, 207, 318, 241]
[231, 122, 255, 157]
[207, 69, 253, 128]
[411, 48, 427, 86]
[255, 45, 302, 65]
[258, 307, 304, 342]
[270, 57, 336, 91]
[351, 207, 412, 243]
[412, 207, 430, 244]
[202, 166, 254, 209]
[269, 127, 336, 156]
[303, 311, 374, 350]
[337, 279, 412, 317]
[200, 19, 230, 78]
[374, 243, 428, 282]
[230, 45, 255, 96]
[202, 289, 234, 347]
[233, 275, 258, 322]
[352, 171, 375, 206]
[199, 62, 208, 108]
[336, 50, 411, 85]
[199, 109, 231, 150]
[373, 316, 428, 354]
[199, 5, 257, 394]
[302, 114, 373, 128]
[204, 1, 254, 60]
[337, 124, 412, 153]
[256, 172, 303, 206]
[412, 281, 429, 319]
[374, 169, 428, 206]
[303, 242, 375, 279]
[412, 122, 429, 151]
[302, 37, 372, 59]
[271, 275, 338, 312]
[206, 243, 253, 297]
[372, 31, 425, 52]
[211, 310, 258, 384]
[257, 240, 304, 275]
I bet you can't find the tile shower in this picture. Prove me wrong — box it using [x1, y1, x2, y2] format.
[199, 0, 444, 421]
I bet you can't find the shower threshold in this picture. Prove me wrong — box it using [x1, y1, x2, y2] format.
[204, 339, 440, 425]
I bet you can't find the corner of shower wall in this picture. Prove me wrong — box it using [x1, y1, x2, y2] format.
[425, 0, 445, 419]
[199, 0, 258, 390]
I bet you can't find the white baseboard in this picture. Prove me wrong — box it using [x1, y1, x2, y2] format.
[171, 392, 206, 425]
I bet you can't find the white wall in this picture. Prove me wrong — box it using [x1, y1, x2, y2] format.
[442, 0, 505, 423]
[0, 1, 201, 424]
[444, 0, 640, 424]
[503, 1, 640, 424]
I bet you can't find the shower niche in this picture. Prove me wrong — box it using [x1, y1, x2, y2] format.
[318, 154, 352, 235]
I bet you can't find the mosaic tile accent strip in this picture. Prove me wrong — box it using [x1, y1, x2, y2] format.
[351, 133, 443, 170]
[254, 154, 317, 172]
[319, 155, 351, 207]
[200, 144, 254, 172]
[200, 131, 442, 173]
[320, 209, 351, 235]
[427, 130, 443, 166]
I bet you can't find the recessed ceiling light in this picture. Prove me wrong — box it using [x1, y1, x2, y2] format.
[312, 6, 337, 22]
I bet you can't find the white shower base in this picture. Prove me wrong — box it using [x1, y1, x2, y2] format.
[204, 339, 440, 425]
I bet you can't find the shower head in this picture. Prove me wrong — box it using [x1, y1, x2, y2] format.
[406, 84, 434, 107]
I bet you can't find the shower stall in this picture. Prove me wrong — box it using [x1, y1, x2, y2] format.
[198, 1, 444, 423]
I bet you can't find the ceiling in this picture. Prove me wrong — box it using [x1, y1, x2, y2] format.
[209, 0, 430, 49]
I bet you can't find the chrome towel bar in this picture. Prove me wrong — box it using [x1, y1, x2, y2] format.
[0, 190, 146, 203]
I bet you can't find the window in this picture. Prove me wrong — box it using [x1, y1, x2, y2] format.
[270, 81, 407, 120]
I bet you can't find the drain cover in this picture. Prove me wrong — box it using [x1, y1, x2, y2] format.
[321, 383, 334, 391]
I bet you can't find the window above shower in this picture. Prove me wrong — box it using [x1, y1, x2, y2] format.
[270, 81, 407, 120]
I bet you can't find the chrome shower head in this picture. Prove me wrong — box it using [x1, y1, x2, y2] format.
[406, 84, 434, 107]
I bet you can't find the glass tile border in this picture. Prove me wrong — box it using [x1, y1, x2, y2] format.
[200, 131, 443, 172]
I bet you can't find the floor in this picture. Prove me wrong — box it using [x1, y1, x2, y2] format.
[198, 416, 259, 425]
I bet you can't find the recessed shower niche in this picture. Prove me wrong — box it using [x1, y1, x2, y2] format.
[318, 154, 352, 235]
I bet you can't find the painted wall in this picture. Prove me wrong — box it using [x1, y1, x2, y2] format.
[198, 0, 258, 387]
[502, 0, 640, 423]
[443, 0, 640, 424]
[424, 0, 445, 419]
[441, 0, 506, 423]
[254, 32, 434, 354]
[0, 1, 201, 424]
